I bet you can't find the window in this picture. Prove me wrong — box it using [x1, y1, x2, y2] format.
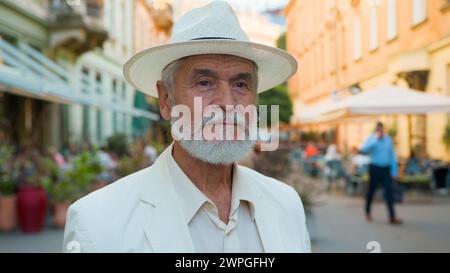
[96, 110, 103, 143]
[122, 113, 127, 134]
[412, 0, 427, 26]
[82, 106, 90, 141]
[122, 82, 127, 100]
[112, 79, 117, 101]
[81, 67, 90, 94]
[447, 64, 450, 96]
[113, 112, 118, 133]
[107, 0, 114, 35]
[340, 27, 347, 67]
[96, 72, 102, 94]
[120, 0, 126, 45]
[369, 5, 379, 51]
[353, 17, 362, 61]
[387, 0, 397, 40]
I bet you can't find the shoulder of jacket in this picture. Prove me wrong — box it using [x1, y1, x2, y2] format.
[69, 165, 153, 214]
[237, 165, 301, 206]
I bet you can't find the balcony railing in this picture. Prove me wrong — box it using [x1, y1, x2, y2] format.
[49, 0, 104, 29]
[47, 0, 107, 54]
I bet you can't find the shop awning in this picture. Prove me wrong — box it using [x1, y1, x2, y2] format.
[0, 39, 159, 121]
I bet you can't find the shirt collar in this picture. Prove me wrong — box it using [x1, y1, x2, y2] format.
[165, 143, 259, 224]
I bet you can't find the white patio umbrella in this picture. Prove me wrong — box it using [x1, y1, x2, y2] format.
[319, 84, 450, 154]
[297, 100, 340, 123]
[323, 84, 450, 117]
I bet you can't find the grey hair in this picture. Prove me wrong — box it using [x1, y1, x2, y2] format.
[161, 59, 183, 105]
[161, 57, 259, 106]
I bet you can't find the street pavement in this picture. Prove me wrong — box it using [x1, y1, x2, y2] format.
[311, 193, 450, 252]
[0, 228, 64, 253]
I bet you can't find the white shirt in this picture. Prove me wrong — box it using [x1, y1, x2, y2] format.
[167, 146, 264, 253]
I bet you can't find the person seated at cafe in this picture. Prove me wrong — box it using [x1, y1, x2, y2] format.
[404, 152, 423, 176]
[304, 142, 320, 159]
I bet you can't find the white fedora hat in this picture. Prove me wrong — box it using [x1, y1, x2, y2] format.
[123, 0, 297, 97]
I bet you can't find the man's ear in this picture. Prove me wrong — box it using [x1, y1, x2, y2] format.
[156, 80, 172, 121]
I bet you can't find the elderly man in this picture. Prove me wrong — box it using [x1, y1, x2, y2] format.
[63, 1, 310, 253]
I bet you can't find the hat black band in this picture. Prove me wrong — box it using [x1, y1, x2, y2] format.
[190, 37, 236, 41]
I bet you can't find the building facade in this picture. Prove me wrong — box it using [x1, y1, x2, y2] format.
[286, 0, 450, 160]
[0, 0, 161, 152]
[171, 0, 284, 46]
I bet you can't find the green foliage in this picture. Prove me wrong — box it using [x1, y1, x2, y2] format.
[116, 156, 144, 178]
[302, 131, 319, 142]
[47, 152, 105, 204]
[0, 144, 16, 196]
[147, 141, 165, 155]
[388, 121, 398, 140]
[277, 32, 286, 50]
[443, 120, 450, 151]
[67, 152, 104, 191]
[258, 85, 293, 126]
[46, 176, 80, 204]
[107, 133, 128, 157]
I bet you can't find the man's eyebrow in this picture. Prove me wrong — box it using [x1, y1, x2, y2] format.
[190, 69, 219, 79]
[229, 72, 254, 82]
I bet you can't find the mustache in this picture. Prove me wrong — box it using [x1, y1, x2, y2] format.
[202, 112, 246, 128]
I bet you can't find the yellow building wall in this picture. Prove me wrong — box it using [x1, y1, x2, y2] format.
[426, 37, 450, 161]
[286, 0, 450, 161]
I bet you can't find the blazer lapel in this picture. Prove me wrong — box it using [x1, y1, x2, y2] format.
[235, 165, 285, 253]
[253, 198, 285, 252]
[139, 202, 195, 252]
[139, 146, 195, 253]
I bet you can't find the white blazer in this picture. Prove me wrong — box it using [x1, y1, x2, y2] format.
[63, 145, 311, 253]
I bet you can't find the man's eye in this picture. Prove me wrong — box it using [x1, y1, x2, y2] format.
[234, 82, 248, 89]
[198, 81, 211, 87]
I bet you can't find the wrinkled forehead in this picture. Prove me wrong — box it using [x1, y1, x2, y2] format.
[177, 54, 257, 76]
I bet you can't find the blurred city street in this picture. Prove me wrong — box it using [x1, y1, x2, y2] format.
[1, 0, 450, 254]
[1, 189, 450, 253]
[311, 193, 450, 253]
[0, 228, 63, 253]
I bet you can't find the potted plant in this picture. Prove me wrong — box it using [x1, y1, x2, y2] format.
[46, 175, 80, 229]
[76, 151, 106, 192]
[47, 151, 105, 228]
[15, 162, 49, 234]
[39, 158, 72, 229]
[0, 144, 17, 232]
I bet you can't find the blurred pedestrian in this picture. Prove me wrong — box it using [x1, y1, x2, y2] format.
[324, 144, 341, 162]
[404, 151, 422, 175]
[47, 146, 67, 170]
[360, 122, 402, 225]
[144, 143, 158, 166]
[304, 142, 319, 159]
[98, 147, 117, 182]
[324, 144, 342, 190]
[349, 146, 370, 175]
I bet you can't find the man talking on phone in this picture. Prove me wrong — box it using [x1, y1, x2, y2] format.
[360, 122, 402, 225]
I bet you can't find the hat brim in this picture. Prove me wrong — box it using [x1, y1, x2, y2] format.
[123, 39, 298, 97]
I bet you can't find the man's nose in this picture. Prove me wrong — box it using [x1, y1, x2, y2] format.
[213, 81, 235, 110]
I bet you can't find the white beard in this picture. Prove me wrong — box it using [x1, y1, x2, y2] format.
[178, 139, 255, 165]
[170, 103, 256, 165]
